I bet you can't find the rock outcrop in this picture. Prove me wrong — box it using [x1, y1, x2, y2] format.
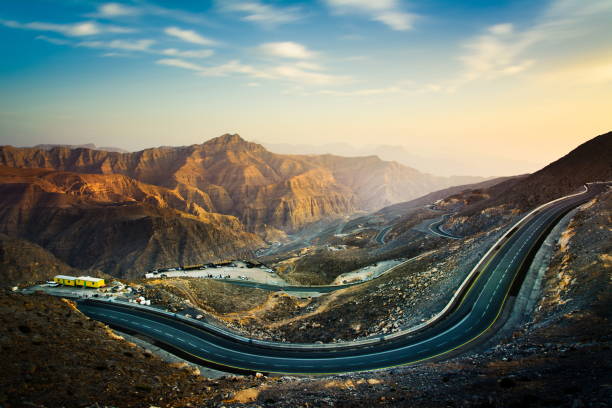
[0, 167, 263, 279]
[0, 234, 81, 286]
[0, 292, 257, 407]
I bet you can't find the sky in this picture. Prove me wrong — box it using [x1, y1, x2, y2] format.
[0, 0, 610, 177]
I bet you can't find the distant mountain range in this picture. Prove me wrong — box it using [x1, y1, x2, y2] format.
[0, 134, 485, 279]
[1, 134, 485, 231]
[30, 143, 129, 153]
[261, 141, 540, 177]
[1, 131, 607, 282]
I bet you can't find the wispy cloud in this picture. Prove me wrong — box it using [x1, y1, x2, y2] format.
[459, 23, 536, 82]
[324, 0, 417, 31]
[259, 42, 315, 59]
[455, 0, 612, 88]
[91, 2, 140, 18]
[488, 23, 513, 35]
[35, 35, 71, 45]
[164, 26, 217, 46]
[157, 58, 268, 78]
[219, 1, 303, 27]
[156, 57, 350, 86]
[1, 19, 133, 36]
[101, 52, 131, 58]
[156, 58, 205, 71]
[316, 80, 416, 97]
[272, 65, 350, 85]
[294, 61, 323, 71]
[33, 28, 213, 59]
[318, 86, 402, 96]
[199, 60, 272, 78]
[161, 48, 213, 58]
[90, 2, 210, 25]
[78, 39, 155, 51]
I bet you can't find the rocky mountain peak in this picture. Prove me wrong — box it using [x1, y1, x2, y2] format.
[201, 133, 265, 153]
[205, 133, 246, 146]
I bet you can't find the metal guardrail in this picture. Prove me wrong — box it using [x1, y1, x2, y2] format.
[83, 183, 601, 350]
[83, 252, 437, 349]
[84, 297, 386, 348]
[387, 185, 591, 338]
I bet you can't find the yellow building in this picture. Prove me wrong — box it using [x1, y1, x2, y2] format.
[53, 275, 77, 286]
[53, 275, 105, 288]
[75, 276, 106, 288]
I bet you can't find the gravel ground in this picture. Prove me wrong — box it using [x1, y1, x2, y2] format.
[145, 264, 288, 286]
[330, 259, 405, 285]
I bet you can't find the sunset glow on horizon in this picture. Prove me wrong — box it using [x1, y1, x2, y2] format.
[1, 0, 610, 176]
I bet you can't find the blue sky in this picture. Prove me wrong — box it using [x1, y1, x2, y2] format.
[0, 0, 611, 176]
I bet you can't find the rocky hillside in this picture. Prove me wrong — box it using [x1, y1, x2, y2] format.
[351, 175, 520, 225]
[0, 167, 263, 280]
[0, 292, 261, 408]
[0, 234, 83, 286]
[461, 131, 611, 215]
[533, 189, 611, 340]
[439, 131, 612, 236]
[0, 134, 484, 231]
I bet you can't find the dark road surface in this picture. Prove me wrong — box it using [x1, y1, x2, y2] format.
[428, 214, 461, 239]
[79, 183, 606, 375]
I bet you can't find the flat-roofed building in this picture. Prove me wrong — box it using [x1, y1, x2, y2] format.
[53, 275, 77, 286]
[53, 275, 105, 287]
[75, 276, 105, 288]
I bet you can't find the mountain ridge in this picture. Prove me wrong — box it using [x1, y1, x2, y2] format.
[0, 166, 264, 278]
[0, 133, 486, 231]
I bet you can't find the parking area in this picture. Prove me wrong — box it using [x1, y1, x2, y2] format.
[145, 261, 289, 286]
[21, 283, 109, 299]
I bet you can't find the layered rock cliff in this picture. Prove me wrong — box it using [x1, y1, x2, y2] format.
[0, 134, 483, 231]
[0, 167, 263, 279]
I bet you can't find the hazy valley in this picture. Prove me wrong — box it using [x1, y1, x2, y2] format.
[0, 133, 486, 279]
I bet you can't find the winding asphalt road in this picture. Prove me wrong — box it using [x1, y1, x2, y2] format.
[374, 226, 393, 244]
[78, 183, 606, 375]
[427, 214, 461, 239]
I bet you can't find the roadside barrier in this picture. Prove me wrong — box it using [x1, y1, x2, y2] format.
[81, 183, 603, 350]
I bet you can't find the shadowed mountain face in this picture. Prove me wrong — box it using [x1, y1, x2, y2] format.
[415, 131, 612, 237]
[0, 167, 263, 279]
[0, 233, 81, 286]
[0, 134, 484, 232]
[457, 131, 612, 216]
